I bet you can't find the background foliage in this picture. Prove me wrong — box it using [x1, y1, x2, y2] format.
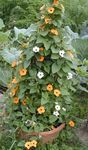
[0, 0, 88, 31]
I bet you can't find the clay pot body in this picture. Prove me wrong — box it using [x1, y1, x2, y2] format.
[17, 123, 65, 143]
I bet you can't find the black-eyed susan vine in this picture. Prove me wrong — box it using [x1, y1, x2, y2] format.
[1, 0, 79, 149]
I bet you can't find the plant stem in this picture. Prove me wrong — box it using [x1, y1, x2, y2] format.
[9, 140, 16, 150]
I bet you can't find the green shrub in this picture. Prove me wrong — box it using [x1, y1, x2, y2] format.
[0, 0, 79, 149]
[1, 0, 88, 31]
[0, 0, 47, 28]
[63, 0, 88, 32]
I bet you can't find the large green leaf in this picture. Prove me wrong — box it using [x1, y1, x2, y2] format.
[52, 62, 60, 74]
[41, 92, 49, 105]
[36, 36, 51, 50]
[0, 67, 12, 85]
[49, 115, 57, 123]
[0, 47, 22, 63]
[0, 32, 9, 44]
[51, 45, 59, 53]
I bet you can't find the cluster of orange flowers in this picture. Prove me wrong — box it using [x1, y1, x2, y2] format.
[40, 1, 61, 36]
[9, 65, 27, 104]
[13, 97, 27, 105]
[47, 84, 61, 97]
[12, 61, 27, 76]
[25, 140, 37, 150]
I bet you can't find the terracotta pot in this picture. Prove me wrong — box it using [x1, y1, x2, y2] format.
[16, 123, 65, 143]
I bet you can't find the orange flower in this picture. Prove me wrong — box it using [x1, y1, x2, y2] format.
[50, 29, 59, 35]
[54, 89, 61, 97]
[19, 68, 27, 76]
[12, 77, 17, 84]
[40, 47, 44, 51]
[31, 140, 37, 148]
[25, 141, 32, 150]
[48, 7, 55, 14]
[47, 84, 53, 91]
[45, 17, 51, 24]
[53, 0, 59, 5]
[69, 121, 75, 127]
[37, 106, 45, 114]
[13, 97, 19, 104]
[67, 50, 74, 59]
[11, 61, 17, 67]
[22, 99, 27, 106]
[39, 56, 44, 62]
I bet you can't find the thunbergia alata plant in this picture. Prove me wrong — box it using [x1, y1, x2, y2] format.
[1, 0, 78, 149]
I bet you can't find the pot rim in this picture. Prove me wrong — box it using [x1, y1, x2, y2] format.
[26, 123, 66, 136]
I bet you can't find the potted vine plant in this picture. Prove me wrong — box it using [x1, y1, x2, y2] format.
[1, 0, 77, 149]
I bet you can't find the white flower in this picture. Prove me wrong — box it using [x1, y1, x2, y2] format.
[53, 111, 59, 117]
[37, 71, 44, 79]
[59, 50, 65, 57]
[67, 72, 73, 80]
[55, 105, 61, 111]
[33, 46, 39, 53]
[62, 107, 66, 111]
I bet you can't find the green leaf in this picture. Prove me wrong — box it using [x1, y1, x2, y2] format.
[0, 67, 12, 84]
[0, 18, 5, 30]
[30, 87, 38, 93]
[39, 30, 48, 36]
[0, 32, 9, 43]
[60, 88, 70, 96]
[39, 123, 45, 131]
[15, 148, 22, 150]
[36, 36, 51, 50]
[51, 46, 59, 53]
[17, 141, 25, 147]
[53, 36, 61, 43]
[30, 107, 35, 113]
[43, 40, 51, 50]
[52, 62, 60, 74]
[51, 54, 59, 59]
[23, 60, 31, 68]
[65, 97, 72, 104]
[1, 47, 22, 63]
[16, 112, 23, 117]
[41, 92, 49, 105]
[29, 68, 37, 78]
[62, 65, 70, 73]
[44, 64, 50, 73]
[25, 50, 34, 60]
[49, 115, 57, 123]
